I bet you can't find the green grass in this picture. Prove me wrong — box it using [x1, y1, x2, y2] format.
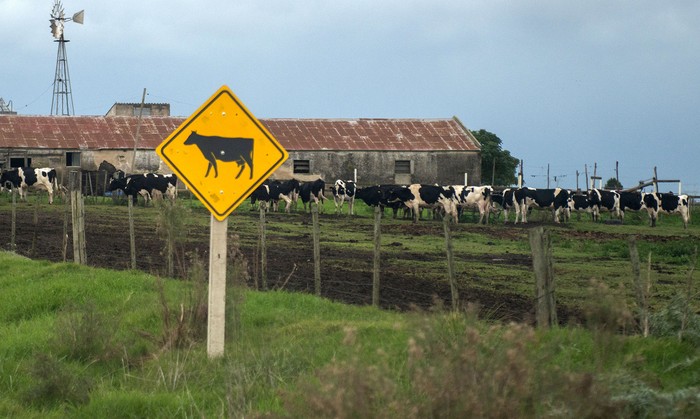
[2, 196, 699, 320]
[0, 250, 699, 417]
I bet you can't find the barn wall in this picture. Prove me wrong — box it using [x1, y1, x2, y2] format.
[282, 150, 482, 186]
[1, 149, 165, 186]
[2, 148, 482, 188]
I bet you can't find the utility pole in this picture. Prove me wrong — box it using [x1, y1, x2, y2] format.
[130, 88, 147, 173]
[576, 170, 580, 192]
[518, 160, 523, 188]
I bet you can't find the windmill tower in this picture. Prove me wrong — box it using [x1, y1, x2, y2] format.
[49, 1, 84, 116]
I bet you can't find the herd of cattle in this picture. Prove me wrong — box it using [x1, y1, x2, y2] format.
[0, 166, 691, 228]
[249, 178, 692, 229]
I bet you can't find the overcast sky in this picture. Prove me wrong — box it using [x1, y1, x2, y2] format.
[2, 1, 699, 193]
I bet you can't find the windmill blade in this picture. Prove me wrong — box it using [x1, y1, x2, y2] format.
[72, 10, 84, 24]
[51, 1, 64, 19]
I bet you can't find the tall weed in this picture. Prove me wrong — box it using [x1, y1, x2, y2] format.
[149, 253, 208, 354]
[582, 279, 634, 369]
[155, 199, 191, 278]
[278, 313, 622, 418]
[52, 299, 121, 363]
[227, 234, 250, 342]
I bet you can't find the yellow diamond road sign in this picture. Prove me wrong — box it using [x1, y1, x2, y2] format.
[156, 85, 288, 220]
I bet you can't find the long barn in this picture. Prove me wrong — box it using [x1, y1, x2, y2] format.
[0, 114, 481, 188]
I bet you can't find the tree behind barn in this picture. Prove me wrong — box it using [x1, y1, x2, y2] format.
[605, 177, 623, 190]
[471, 129, 519, 186]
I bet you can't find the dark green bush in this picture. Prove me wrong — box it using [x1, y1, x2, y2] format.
[22, 353, 92, 408]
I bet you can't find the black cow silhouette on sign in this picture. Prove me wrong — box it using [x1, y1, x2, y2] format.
[184, 131, 254, 179]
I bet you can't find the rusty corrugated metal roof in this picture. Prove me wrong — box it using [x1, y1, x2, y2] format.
[0, 115, 480, 152]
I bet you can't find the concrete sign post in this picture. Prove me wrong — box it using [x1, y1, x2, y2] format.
[207, 215, 228, 357]
[156, 85, 288, 358]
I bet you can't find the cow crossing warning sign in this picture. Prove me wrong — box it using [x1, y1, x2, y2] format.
[156, 85, 288, 220]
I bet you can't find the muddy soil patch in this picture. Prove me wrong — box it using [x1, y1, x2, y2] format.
[0, 204, 588, 324]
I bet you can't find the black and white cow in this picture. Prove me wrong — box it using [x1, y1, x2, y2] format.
[387, 184, 458, 223]
[453, 185, 493, 224]
[490, 188, 521, 223]
[567, 192, 598, 221]
[643, 192, 690, 228]
[250, 182, 271, 211]
[588, 189, 620, 221]
[299, 178, 326, 211]
[355, 184, 408, 218]
[516, 187, 571, 223]
[617, 191, 646, 223]
[108, 172, 177, 205]
[0, 167, 58, 204]
[331, 179, 357, 215]
[269, 179, 301, 213]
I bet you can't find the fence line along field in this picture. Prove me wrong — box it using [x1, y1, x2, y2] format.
[1, 192, 698, 326]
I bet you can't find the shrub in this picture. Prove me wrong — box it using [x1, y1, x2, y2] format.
[650, 294, 700, 345]
[22, 353, 92, 408]
[52, 299, 121, 363]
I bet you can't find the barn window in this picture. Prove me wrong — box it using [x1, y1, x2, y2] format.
[9, 157, 30, 168]
[294, 159, 310, 174]
[66, 151, 81, 167]
[395, 160, 411, 174]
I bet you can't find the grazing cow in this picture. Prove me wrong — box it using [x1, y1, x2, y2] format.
[568, 192, 598, 221]
[491, 188, 521, 223]
[331, 179, 357, 215]
[299, 179, 326, 211]
[588, 189, 620, 221]
[183, 131, 254, 179]
[108, 173, 178, 205]
[0, 167, 58, 204]
[516, 187, 571, 223]
[269, 179, 301, 213]
[643, 192, 690, 228]
[453, 185, 493, 224]
[617, 191, 646, 223]
[250, 182, 271, 211]
[355, 184, 407, 217]
[387, 184, 458, 223]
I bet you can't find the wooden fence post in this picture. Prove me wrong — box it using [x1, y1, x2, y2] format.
[10, 187, 16, 252]
[312, 205, 321, 296]
[69, 171, 87, 264]
[444, 216, 459, 310]
[62, 187, 69, 262]
[31, 203, 39, 257]
[528, 227, 557, 327]
[372, 205, 381, 307]
[259, 205, 268, 290]
[128, 198, 136, 270]
[628, 236, 651, 337]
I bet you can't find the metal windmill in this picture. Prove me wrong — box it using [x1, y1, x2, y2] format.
[49, 1, 84, 115]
